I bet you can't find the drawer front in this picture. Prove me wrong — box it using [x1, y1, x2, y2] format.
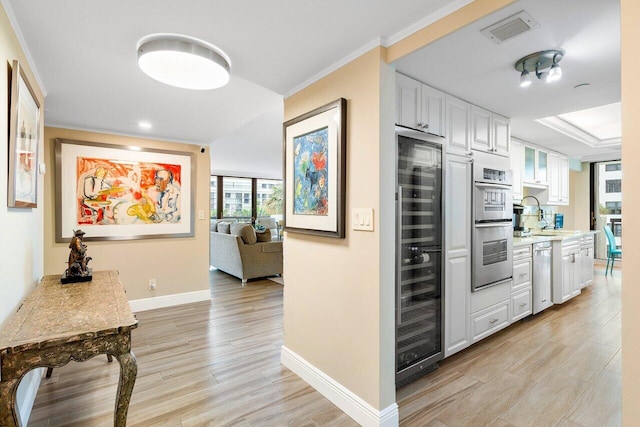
[511, 288, 532, 322]
[513, 245, 532, 261]
[513, 259, 531, 288]
[471, 301, 510, 342]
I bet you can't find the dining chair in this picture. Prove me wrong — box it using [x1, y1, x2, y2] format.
[603, 225, 622, 275]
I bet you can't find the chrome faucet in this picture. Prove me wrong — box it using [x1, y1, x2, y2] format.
[521, 195, 542, 222]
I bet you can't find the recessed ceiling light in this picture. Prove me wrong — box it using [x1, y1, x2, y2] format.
[138, 121, 152, 129]
[137, 34, 231, 90]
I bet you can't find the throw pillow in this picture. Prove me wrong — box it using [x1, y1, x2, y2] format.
[217, 222, 231, 234]
[210, 222, 218, 232]
[256, 228, 271, 242]
[230, 223, 257, 244]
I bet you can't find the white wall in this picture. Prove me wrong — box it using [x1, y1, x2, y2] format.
[211, 103, 284, 179]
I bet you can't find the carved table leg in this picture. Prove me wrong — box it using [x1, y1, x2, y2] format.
[0, 378, 21, 426]
[114, 351, 137, 427]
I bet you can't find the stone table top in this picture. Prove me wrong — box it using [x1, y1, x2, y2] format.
[0, 270, 137, 355]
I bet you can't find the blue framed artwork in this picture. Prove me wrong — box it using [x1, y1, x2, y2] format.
[284, 98, 346, 238]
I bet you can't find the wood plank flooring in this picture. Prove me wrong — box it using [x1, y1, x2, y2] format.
[397, 266, 621, 427]
[28, 265, 621, 426]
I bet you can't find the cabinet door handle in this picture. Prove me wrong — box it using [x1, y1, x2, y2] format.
[519, 302, 526, 307]
[519, 272, 527, 278]
[489, 318, 499, 324]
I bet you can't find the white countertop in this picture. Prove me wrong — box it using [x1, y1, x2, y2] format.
[513, 230, 599, 247]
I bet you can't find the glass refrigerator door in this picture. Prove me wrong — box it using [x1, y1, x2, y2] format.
[396, 136, 443, 376]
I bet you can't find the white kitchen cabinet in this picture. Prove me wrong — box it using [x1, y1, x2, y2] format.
[471, 107, 510, 157]
[523, 145, 548, 187]
[581, 235, 595, 288]
[512, 245, 532, 322]
[470, 279, 511, 343]
[471, 106, 491, 152]
[511, 139, 524, 203]
[553, 239, 582, 304]
[511, 288, 532, 322]
[548, 153, 569, 205]
[493, 114, 511, 156]
[559, 155, 569, 203]
[444, 153, 472, 357]
[471, 301, 510, 342]
[445, 95, 472, 155]
[396, 73, 445, 136]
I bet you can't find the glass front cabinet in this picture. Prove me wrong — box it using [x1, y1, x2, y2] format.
[523, 145, 548, 186]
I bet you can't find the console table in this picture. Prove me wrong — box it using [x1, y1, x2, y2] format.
[0, 270, 138, 426]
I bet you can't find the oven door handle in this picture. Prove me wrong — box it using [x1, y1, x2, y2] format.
[474, 182, 512, 190]
[474, 222, 512, 228]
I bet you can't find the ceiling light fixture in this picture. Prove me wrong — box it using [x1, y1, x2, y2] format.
[515, 49, 564, 88]
[137, 34, 231, 90]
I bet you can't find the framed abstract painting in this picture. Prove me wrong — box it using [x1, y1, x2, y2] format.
[8, 60, 41, 208]
[283, 98, 346, 238]
[55, 138, 195, 242]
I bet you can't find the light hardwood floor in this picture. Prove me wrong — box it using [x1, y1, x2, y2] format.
[29, 266, 620, 426]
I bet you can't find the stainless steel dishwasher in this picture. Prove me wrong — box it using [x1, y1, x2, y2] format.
[533, 241, 553, 314]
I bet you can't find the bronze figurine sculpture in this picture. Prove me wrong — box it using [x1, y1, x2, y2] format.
[62, 229, 93, 284]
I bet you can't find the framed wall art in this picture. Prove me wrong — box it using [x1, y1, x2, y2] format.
[55, 138, 195, 242]
[283, 98, 346, 238]
[8, 60, 41, 208]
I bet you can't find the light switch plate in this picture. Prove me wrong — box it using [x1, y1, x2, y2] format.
[352, 208, 374, 231]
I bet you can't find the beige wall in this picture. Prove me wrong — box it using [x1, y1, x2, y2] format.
[283, 47, 391, 409]
[1, 2, 46, 418]
[0, 4, 45, 327]
[282, 0, 522, 415]
[43, 127, 211, 301]
[556, 166, 590, 231]
[621, 0, 639, 424]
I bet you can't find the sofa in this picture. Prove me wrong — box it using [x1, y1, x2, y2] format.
[210, 221, 283, 286]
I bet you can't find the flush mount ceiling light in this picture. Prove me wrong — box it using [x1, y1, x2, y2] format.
[515, 49, 564, 88]
[137, 34, 230, 90]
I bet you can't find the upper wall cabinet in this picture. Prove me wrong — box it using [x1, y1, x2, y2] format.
[548, 153, 569, 205]
[445, 95, 472, 155]
[523, 145, 548, 187]
[511, 139, 524, 203]
[396, 73, 445, 136]
[471, 107, 511, 157]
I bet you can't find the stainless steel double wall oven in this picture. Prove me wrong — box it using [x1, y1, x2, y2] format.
[472, 155, 513, 291]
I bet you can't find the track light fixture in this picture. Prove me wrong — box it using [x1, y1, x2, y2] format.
[515, 49, 564, 88]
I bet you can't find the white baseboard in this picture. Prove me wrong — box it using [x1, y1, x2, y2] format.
[280, 346, 399, 427]
[129, 290, 210, 312]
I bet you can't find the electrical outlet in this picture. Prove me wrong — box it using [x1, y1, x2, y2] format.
[148, 279, 157, 290]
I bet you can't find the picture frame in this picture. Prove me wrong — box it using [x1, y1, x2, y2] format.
[283, 98, 346, 238]
[8, 60, 41, 208]
[55, 138, 195, 242]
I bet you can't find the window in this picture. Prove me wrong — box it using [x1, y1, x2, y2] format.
[223, 177, 252, 218]
[210, 176, 218, 219]
[256, 179, 283, 218]
[606, 201, 622, 215]
[606, 163, 621, 171]
[211, 176, 283, 220]
[606, 179, 621, 193]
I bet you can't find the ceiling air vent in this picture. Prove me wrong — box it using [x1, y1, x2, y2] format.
[481, 11, 539, 44]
